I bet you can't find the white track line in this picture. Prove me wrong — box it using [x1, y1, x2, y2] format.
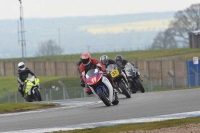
[3, 110, 200, 133]
[0, 101, 102, 117]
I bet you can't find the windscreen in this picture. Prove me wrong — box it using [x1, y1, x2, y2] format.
[86, 69, 96, 79]
[106, 64, 116, 72]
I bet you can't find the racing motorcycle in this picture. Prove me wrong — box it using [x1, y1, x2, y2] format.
[23, 76, 42, 102]
[106, 64, 131, 98]
[85, 68, 119, 106]
[124, 62, 145, 93]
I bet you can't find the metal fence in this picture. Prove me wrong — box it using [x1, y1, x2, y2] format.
[0, 75, 197, 104]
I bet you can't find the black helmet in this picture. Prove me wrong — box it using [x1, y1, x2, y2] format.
[100, 55, 109, 65]
[115, 55, 123, 65]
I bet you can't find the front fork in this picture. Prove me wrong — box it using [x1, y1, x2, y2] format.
[88, 76, 115, 102]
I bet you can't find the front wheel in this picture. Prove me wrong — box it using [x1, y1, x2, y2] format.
[24, 96, 33, 102]
[118, 81, 131, 98]
[34, 89, 42, 101]
[134, 78, 145, 93]
[97, 88, 111, 106]
[112, 92, 119, 105]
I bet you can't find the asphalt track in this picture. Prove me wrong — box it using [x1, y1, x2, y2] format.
[1, 88, 200, 132]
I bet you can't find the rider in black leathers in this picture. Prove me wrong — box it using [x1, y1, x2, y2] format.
[115, 55, 144, 93]
[17, 62, 37, 97]
[100, 55, 122, 68]
[100, 55, 126, 88]
[115, 55, 135, 67]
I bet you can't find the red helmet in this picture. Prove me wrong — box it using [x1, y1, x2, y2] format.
[81, 53, 91, 66]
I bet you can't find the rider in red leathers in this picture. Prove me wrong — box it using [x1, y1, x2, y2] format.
[79, 52, 116, 95]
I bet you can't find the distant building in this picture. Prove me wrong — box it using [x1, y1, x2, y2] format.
[189, 30, 200, 48]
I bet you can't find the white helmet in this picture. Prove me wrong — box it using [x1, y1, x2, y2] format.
[18, 62, 26, 70]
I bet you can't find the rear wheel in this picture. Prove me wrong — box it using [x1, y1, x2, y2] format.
[97, 88, 111, 106]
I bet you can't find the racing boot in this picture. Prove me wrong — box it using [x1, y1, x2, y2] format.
[85, 87, 93, 95]
[19, 89, 24, 97]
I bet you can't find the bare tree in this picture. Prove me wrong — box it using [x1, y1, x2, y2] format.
[169, 4, 200, 46]
[152, 4, 200, 49]
[151, 29, 178, 50]
[35, 40, 64, 56]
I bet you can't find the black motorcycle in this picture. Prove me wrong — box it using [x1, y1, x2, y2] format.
[124, 63, 145, 93]
[106, 64, 131, 98]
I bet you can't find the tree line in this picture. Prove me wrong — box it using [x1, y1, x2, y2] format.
[152, 4, 200, 50]
[35, 4, 200, 56]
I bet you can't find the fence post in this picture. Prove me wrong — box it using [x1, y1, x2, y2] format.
[3, 61, 6, 76]
[58, 81, 69, 99]
[83, 87, 87, 97]
[144, 75, 153, 91]
[15, 92, 18, 103]
[46, 94, 49, 101]
[190, 68, 198, 86]
[49, 88, 52, 100]
[167, 72, 176, 88]
[40, 85, 47, 101]
[3, 88, 10, 103]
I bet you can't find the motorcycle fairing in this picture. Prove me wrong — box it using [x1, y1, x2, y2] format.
[86, 69, 102, 85]
[96, 86, 107, 95]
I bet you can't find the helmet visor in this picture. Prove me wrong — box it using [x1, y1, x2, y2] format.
[19, 65, 25, 69]
[82, 58, 90, 65]
[101, 60, 108, 65]
[116, 59, 122, 65]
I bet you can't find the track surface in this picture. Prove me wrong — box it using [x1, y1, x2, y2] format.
[0, 88, 200, 132]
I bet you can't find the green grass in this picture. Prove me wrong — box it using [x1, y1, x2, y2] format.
[0, 103, 56, 113]
[0, 76, 79, 94]
[0, 76, 83, 103]
[53, 116, 200, 133]
[1, 48, 200, 62]
[0, 76, 81, 103]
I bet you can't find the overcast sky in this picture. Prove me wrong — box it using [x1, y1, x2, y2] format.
[0, 0, 199, 20]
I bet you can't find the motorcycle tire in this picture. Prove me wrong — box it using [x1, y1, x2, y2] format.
[97, 88, 111, 106]
[118, 81, 131, 98]
[129, 82, 137, 94]
[25, 96, 33, 102]
[112, 92, 119, 105]
[134, 78, 145, 93]
[34, 89, 42, 101]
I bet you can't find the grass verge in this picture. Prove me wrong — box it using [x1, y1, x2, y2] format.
[53, 116, 200, 133]
[0, 103, 56, 114]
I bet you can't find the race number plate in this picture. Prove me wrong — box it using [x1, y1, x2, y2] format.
[110, 69, 119, 78]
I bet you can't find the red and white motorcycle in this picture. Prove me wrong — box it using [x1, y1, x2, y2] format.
[85, 68, 119, 106]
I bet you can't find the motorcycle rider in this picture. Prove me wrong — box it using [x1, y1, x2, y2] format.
[79, 52, 116, 95]
[115, 55, 144, 93]
[100, 55, 126, 80]
[115, 55, 135, 78]
[77, 59, 91, 95]
[100, 55, 122, 68]
[115, 55, 135, 67]
[100, 54, 128, 87]
[17, 62, 37, 97]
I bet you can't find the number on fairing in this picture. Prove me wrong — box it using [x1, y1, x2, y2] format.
[110, 69, 119, 78]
